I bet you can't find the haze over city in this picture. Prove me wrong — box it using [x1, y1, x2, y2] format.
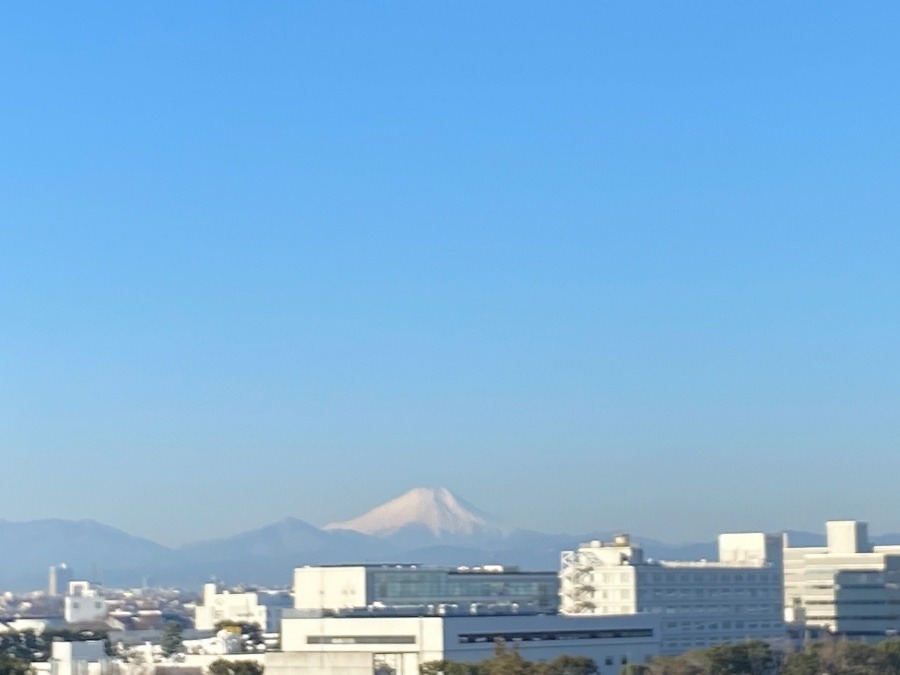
[2, 2, 899, 548]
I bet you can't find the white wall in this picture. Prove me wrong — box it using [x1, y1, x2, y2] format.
[194, 585, 267, 631]
[280, 613, 661, 674]
[293, 567, 368, 611]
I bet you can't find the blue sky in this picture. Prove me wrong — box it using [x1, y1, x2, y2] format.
[1, 2, 899, 546]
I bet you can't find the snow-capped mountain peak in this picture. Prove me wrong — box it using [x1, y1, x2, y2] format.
[324, 487, 506, 539]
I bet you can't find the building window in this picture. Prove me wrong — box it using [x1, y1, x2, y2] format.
[308, 636, 416, 645]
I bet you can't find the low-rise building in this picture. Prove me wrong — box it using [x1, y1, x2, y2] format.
[194, 583, 290, 633]
[64, 582, 107, 624]
[48, 640, 110, 675]
[270, 612, 660, 675]
[293, 564, 558, 615]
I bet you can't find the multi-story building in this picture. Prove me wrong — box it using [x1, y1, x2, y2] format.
[292, 564, 559, 615]
[560, 533, 784, 654]
[63, 581, 107, 624]
[270, 612, 660, 675]
[783, 520, 900, 641]
[194, 583, 291, 633]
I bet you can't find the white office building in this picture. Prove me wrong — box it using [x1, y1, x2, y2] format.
[784, 520, 900, 641]
[560, 533, 784, 654]
[64, 582, 107, 624]
[269, 612, 660, 675]
[194, 583, 291, 633]
[293, 564, 559, 615]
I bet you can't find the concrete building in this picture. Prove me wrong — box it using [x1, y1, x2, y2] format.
[48, 640, 110, 675]
[64, 582, 107, 624]
[293, 564, 558, 615]
[560, 533, 784, 654]
[783, 520, 900, 641]
[183, 629, 245, 655]
[194, 583, 291, 633]
[271, 612, 660, 675]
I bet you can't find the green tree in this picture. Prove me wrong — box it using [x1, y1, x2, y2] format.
[619, 666, 650, 675]
[207, 660, 264, 675]
[877, 638, 900, 673]
[480, 649, 534, 675]
[640, 654, 705, 675]
[0, 654, 33, 675]
[702, 640, 775, 675]
[213, 622, 264, 652]
[780, 651, 819, 675]
[420, 660, 478, 675]
[160, 620, 184, 657]
[535, 655, 598, 675]
[809, 637, 893, 674]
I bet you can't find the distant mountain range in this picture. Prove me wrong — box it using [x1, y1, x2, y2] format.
[2, 488, 899, 592]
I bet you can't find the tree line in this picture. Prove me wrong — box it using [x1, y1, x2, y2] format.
[421, 641, 601, 675]
[420, 638, 900, 675]
[625, 637, 900, 674]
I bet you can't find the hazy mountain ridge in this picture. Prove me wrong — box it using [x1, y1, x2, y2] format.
[3, 490, 899, 591]
[0, 518, 175, 590]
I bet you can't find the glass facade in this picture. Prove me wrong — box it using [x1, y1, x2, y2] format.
[368, 569, 558, 611]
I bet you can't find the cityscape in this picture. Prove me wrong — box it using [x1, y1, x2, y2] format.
[1, 489, 899, 673]
[3, 1, 899, 674]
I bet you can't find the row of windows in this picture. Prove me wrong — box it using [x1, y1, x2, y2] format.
[663, 620, 783, 631]
[637, 587, 780, 599]
[664, 638, 759, 650]
[307, 635, 417, 645]
[372, 572, 556, 601]
[631, 603, 781, 614]
[805, 614, 900, 621]
[590, 569, 781, 584]
[805, 600, 892, 606]
[635, 571, 778, 585]
[457, 628, 654, 643]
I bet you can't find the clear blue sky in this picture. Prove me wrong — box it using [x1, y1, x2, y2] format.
[1, 2, 898, 547]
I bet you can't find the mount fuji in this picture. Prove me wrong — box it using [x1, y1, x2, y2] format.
[324, 487, 509, 548]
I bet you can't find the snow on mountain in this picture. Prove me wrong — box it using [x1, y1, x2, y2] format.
[324, 487, 508, 541]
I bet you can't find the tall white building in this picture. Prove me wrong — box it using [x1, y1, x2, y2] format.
[560, 533, 784, 655]
[49, 563, 73, 597]
[784, 520, 900, 641]
[293, 564, 558, 615]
